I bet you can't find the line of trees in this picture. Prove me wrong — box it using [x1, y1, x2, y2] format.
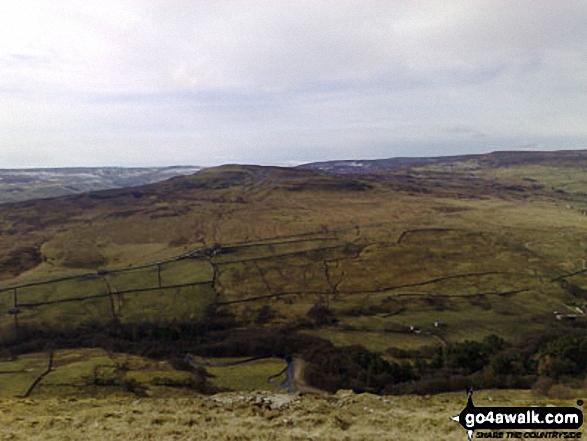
[1, 305, 586, 396]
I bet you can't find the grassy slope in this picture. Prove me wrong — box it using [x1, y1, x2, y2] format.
[1, 152, 587, 392]
[0, 389, 584, 440]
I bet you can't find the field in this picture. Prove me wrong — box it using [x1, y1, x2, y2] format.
[0, 195, 581, 348]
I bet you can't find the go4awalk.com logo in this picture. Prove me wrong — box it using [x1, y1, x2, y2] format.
[451, 389, 583, 441]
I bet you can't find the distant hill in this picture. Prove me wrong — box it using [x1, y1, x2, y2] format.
[299, 149, 587, 172]
[0, 166, 202, 204]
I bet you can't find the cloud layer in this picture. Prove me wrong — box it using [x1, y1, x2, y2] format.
[2, 0, 587, 167]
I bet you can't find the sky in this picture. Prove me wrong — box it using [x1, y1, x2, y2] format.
[1, 0, 587, 167]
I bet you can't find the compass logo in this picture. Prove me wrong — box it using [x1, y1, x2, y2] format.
[450, 388, 583, 441]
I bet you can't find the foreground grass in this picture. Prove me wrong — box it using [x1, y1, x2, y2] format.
[0, 350, 583, 440]
[0, 390, 584, 440]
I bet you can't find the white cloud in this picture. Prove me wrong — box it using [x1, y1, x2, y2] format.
[1, 0, 587, 167]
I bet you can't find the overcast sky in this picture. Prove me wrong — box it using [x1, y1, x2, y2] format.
[1, 0, 587, 167]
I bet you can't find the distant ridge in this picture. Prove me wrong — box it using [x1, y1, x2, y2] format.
[298, 149, 587, 173]
[0, 166, 202, 204]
